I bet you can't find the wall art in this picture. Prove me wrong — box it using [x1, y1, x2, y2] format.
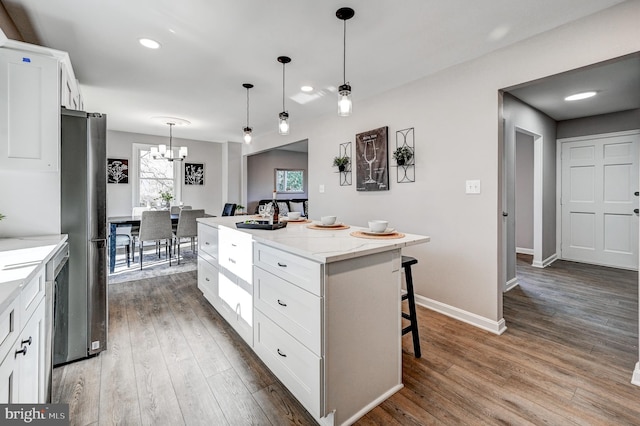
[107, 158, 128, 184]
[185, 162, 205, 185]
[356, 126, 388, 191]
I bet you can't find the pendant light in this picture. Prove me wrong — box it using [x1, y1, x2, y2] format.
[150, 118, 189, 161]
[336, 7, 355, 117]
[277, 56, 291, 135]
[242, 83, 254, 144]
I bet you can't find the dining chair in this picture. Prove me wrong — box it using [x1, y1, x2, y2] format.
[173, 209, 205, 264]
[222, 203, 236, 216]
[170, 206, 181, 215]
[138, 210, 173, 269]
[130, 206, 150, 262]
[114, 224, 132, 267]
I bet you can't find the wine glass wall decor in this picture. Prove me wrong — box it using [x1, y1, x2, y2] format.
[355, 126, 389, 191]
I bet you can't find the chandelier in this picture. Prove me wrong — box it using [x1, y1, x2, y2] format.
[150, 117, 190, 161]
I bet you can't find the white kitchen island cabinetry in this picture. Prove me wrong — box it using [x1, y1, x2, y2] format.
[197, 217, 429, 426]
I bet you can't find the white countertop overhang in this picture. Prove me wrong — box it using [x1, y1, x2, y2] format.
[0, 234, 68, 313]
[198, 217, 430, 263]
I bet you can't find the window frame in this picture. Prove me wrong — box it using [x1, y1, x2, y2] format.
[132, 143, 181, 207]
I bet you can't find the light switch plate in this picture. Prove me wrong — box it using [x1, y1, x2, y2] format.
[319, 184, 325, 193]
[465, 180, 481, 194]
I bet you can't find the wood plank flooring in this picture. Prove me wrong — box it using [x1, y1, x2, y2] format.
[54, 255, 640, 425]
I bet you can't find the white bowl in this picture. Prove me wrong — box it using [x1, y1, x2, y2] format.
[368, 220, 388, 233]
[287, 211, 301, 220]
[321, 215, 337, 225]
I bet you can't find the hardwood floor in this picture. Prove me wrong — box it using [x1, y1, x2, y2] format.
[54, 255, 640, 425]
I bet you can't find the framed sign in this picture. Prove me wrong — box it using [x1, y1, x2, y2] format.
[356, 126, 389, 191]
[185, 162, 205, 185]
[107, 158, 129, 184]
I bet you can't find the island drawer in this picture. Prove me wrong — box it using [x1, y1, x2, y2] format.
[254, 243, 321, 296]
[254, 310, 322, 418]
[197, 256, 220, 309]
[198, 223, 218, 265]
[218, 226, 253, 284]
[254, 266, 321, 355]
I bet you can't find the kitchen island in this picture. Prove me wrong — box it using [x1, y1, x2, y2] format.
[196, 216, 429, 426]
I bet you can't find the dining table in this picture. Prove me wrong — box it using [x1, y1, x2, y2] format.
[107, 212, 214, 273]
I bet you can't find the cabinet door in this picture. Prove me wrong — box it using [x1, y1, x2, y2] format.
[18, 300, 45, 403]
[0, 48, 59, 171]
[0, 345, 19, 403]
[197, 257, 220, 309]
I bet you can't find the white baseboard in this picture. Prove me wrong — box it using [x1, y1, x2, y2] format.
[532, 253, 557, 268]
[632, 362, 640, 387]
[504, 277, 519, 292]
[516, 247, 534, 255]
[414, 294, 507, 335]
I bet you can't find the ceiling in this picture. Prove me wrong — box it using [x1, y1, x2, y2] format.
[2, 0, 633, 143]
[506, 53, 640, 121]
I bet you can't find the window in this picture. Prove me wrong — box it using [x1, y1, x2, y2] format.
[275, 169, 304, 193]
[137, 147, 176, 206]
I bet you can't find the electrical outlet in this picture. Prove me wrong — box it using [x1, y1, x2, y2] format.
[465, 180, 481, 194]
[319, 184, 325, 193]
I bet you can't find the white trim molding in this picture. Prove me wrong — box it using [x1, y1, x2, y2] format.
[632, 362, 640, 387]
[516, 247, 534, 255]
[504, 277, 519, 292]
[415, 294, 507, 335]
[532, 253, 557, 268]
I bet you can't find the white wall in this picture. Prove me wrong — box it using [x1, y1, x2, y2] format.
[244, 2, 640, 331]
[106, 130, 227, 217]
[557, 108, 640, 139]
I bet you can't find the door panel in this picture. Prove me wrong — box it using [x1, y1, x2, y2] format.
[561, 133, 639, 269]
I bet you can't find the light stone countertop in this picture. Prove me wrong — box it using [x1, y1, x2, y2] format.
[0, 234, 68, 313]
[198, 216, 430, 263]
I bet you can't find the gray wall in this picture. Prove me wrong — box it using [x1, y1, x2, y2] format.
[516, 132, 534, 252]
[247, 149, 308, 214]
[106, 130, 232, 218]
[503, 93, 557, 281]
[557, 109, 640, 139]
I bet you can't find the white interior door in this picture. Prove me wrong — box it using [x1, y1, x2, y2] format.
[561, 132, 639, 270]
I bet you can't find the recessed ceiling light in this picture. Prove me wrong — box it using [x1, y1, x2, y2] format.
[139, 38, 161, 49]
[564, 91, 597, 101]
[301, 85, 314, 92]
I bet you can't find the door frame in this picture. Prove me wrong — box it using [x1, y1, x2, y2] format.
[514, 126, 544, 269]
[555, 129, 640, 266]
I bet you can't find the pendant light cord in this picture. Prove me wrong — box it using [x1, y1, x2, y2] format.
[168, 122, 173, 150]
[246, 88, 250, 127]
[343, 19, 347, 84]
[282, 62, 286, 111]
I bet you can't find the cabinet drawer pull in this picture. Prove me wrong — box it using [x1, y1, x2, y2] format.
[229, 258, 236, 264]
[205, 277, 210, 282]
[21, 336, 32, 346]
[277, 348, 287, 357]
[231, 243, 237, 247]
[205, 241, 210, 245]
[277, 262, 287, 268]
[15, 346, 27, 358]
[277, 299, 287, 307]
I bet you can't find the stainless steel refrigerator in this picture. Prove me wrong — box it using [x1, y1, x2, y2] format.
[56, 108, 108, 366]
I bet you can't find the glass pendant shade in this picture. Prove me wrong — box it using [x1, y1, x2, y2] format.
[338, 84, 352, 116]
[278, 112, 289, 135]
[243, 127, 253, 144]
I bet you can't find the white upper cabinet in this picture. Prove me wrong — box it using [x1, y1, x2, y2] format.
[60, 59, 83, 111]
[0, 47, 60, 172]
